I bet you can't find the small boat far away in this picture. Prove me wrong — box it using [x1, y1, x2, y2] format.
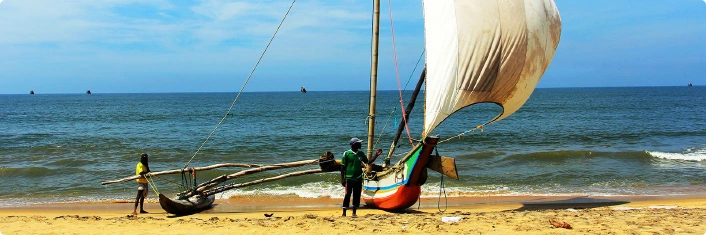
[87, 90, 92, 94]
[30, 90, 34, 95]
[300, 86, 307, 93]
[688, 82, 692, 87]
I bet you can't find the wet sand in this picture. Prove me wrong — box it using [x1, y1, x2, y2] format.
[2, 195, 706, 234]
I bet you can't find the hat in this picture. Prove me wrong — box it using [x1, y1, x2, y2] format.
[349, 137, 363, 145]
[141, 153, 149, 158]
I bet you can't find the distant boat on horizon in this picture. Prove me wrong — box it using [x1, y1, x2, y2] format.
[30, 90, 34, 95]
[688, 82, 692, 87]
[300, 86, 307, 93]
[87, 90, 92, 94]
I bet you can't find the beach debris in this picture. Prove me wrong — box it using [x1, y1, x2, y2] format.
[612, 206, 638, 211]
[566, 208, 578, 212]
[441, 216, 462, 223]
[264, 213, 274, 217]
[549, 219, 573, 229]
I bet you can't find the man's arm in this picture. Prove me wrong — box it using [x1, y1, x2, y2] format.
[367, 149, 383, 163]
[340, 152, 347, 186]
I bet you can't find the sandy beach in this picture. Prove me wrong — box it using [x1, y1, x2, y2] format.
[2, 195, 706, 234]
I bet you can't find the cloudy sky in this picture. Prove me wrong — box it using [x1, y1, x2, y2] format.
[0, 0, 704, 94]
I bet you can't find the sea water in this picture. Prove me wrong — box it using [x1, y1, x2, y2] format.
[1, 87, 705, 206]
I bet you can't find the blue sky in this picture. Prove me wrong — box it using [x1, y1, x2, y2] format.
[0, 0, 704, 94]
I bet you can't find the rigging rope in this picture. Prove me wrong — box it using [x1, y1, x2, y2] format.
[386, 0, 414, 146]
[147, 176, 161, 196]
[151, 174, 189, 190]
[404, 50, 425, 92]
[184, 0, 297, 168]
[438, 125, 484, 144]
[374, 108, 397, 150]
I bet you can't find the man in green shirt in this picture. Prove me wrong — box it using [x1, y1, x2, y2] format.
[340, 137, 381, 217]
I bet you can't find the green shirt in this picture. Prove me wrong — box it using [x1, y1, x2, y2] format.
[342, 149, 369, 180]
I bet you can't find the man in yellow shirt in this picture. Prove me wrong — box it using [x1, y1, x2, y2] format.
[132, 153, 151, 216]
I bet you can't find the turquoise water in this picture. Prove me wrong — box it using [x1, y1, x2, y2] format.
[1, 87, 705, 206]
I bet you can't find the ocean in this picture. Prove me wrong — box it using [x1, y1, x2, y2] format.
[1, 87, 705, 207]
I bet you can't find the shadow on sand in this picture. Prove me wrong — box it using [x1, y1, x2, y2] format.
[511, 197, 629, 212]
[165, 204, 217, 218]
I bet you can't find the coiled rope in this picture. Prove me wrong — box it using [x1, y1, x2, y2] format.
[184, 0, 297, 168]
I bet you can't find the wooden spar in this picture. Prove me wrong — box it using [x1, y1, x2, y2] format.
[100, 163, 261, 185]
[425, 155, 459, 180]
[385, 68, 426, 162]
[202, 169, 323, 196]
[366, 0, 381, 162]
[179, 159, 320, 198]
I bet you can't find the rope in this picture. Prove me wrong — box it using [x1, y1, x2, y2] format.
[386, 0, 414, 146]
[184, 0, 297, 168]
[151, 174, 188, 189]
[146, 176, 160, 196]
[435, 147, 447, 213]
[438, 125, 484, 144]
[437, 174, 447, 213]
[404, 50, 425, 91]
[374, 108, 397, 150]
[181, 170, 190, 190]
[417, 193, 421, 210]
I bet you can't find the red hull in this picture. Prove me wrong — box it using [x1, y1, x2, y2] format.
[364, 185, 421, 210]
[363, 137, 438, 211]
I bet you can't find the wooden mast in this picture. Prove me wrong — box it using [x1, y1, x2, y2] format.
[366, 0, 381, 164]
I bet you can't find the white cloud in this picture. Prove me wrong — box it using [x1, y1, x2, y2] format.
[0, 0, 426, 93]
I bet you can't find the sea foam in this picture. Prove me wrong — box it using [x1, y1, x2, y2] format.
[647, 148, 706, 161]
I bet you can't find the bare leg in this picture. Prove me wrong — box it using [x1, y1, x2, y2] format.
[139, 189, 148, 213]
[132, 189, 144, 215]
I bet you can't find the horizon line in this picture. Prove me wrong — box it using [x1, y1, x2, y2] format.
[3, 85, 701, 95]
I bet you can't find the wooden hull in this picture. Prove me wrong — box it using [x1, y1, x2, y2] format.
[158, 193, 215, 215]
[362, 137, 438, 211]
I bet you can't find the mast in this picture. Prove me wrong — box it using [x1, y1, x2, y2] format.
[367, 0, 381, 161]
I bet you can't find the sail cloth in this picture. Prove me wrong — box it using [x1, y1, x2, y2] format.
[422, 0, 562, 137]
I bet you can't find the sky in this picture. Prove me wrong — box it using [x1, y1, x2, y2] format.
[0, 0, 704, 94]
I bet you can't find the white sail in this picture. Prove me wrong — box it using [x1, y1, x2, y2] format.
[422, 0, 562, 137]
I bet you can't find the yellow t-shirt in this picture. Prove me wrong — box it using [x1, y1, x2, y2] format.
[136, 162, 148, 183]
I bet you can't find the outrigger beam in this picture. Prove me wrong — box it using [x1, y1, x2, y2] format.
[179, 159, 323, 198]
[201, 169, 323, 196]
[100, 163, 261, 185]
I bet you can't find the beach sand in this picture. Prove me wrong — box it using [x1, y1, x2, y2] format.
[2, 195, 706, 234]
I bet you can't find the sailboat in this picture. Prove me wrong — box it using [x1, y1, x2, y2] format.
[102, 0, 561, 214]
[360, 0, 562, 210]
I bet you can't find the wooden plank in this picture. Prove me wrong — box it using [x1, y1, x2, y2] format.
[425, 155, 459, 180]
